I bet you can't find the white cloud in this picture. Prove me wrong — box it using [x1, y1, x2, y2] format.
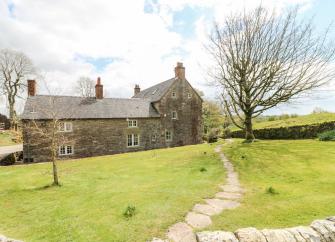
[1, 0, 333, 116]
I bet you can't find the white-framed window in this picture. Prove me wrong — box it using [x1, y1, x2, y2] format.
[127, 134, 139, 147]
[151, 134, 157, 142]
[187, 92, 192, 99]
[58, 122, 73, 132]
[59, 145, 74, 156]
[165, 130, 172, 141]
[171, 92, 176, 98]
[172, 111, 178, 120]
[128, 120, 137, 127]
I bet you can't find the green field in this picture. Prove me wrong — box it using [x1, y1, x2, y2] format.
[209, 139, 335, 231]
[0, 144, 224, 242]
[0, 131, 17, 146]
[232, 112, 335, 131]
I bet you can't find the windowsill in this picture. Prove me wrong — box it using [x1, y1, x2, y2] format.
[127, 145, 140, 148]
[58, 131, 73, 133]
[59, 153, 74, 156]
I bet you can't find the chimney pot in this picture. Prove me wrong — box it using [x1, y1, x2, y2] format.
[95, 77, 103, 99]
[134, 84, 141, 96]
[174, 62, 185, 79]
[27, 80, 36, 96]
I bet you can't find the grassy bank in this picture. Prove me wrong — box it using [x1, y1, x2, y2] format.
[0, 143, 224, 242]
[210, 139, 335, 231]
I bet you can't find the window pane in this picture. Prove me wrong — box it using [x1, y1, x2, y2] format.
[166, 131, 171, 141]
[134, 134, 139, 146]
[59, 122, 65, 131]
[127, 134, 132, 146]
[133, 120, 137, 127]
[65, 122, 72, 131]
[59, 146, 65, 155]
[67, 146, 73, 154]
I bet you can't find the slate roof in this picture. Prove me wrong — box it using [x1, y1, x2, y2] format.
[132, 77, 176, 102]
[21, 95, 160, 120]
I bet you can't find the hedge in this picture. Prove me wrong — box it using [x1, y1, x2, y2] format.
[231, 121, 335, 139]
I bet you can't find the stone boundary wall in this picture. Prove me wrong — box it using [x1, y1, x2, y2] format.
[197, 216, 335, 242]
[231, 121, 335, 140]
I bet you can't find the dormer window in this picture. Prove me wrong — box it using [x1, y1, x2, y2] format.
[128, 120, 137, 127]
[172, 92, 176, 98]
[58, 122, 73, 132]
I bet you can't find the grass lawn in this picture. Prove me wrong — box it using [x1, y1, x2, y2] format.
[0, 143, 224, 242]
[231, 112, 335, 131]
[209, 139, 335, 231]
[0, 131, 17, 146]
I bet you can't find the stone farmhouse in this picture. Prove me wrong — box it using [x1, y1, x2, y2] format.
[21, 63, 203, 163]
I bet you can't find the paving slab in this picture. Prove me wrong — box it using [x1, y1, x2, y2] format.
[206, 199, 240, 211]
[215, 192, 242, 200]
[220, 184, 243, 193]
[167, 222, 196, 242]
[193, 203, 221, 216]
[185, 212, 212, 229]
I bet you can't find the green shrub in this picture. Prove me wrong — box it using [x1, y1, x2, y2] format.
[318, 130, 335, 141]
[208, 128, 219, 143]
[200, 167, 207, 172]
[266, 186, 279, 195]
[123, 205, 136, 219]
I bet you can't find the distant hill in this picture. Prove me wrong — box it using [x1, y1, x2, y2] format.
[232, 112, 335, 131]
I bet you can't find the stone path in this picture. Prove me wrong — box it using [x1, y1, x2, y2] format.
[152, 140, 244, 242]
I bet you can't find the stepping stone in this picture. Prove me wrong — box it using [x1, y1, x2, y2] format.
[220, 184, 243, 193]
[192, 203, 221, 216]
[215, 192, 242, 200]
[167, 222, 196, 242]
[206, 199, 240, 211]
[185, 212, 212, 229]
[226, 176, 240, 186]
[197, 231, 239, 242]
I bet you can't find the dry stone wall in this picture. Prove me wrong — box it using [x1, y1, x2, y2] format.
[197, 216, 335, 242]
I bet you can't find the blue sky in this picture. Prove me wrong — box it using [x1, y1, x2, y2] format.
[0, 0, 334, 115]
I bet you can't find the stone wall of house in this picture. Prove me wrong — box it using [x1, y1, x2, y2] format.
[155, 78, 203, 147]
[197, 216, 335, 242]
[22, 118, 165, 163]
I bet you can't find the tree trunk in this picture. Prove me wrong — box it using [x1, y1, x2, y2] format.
[244, 115, 255, 141]
[51, 142, 59, 186]
[8, 102, 16, 130]
[52, 158, 59, 186]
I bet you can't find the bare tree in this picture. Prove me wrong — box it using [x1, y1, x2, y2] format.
[0, 49, 35, 129]
[23, 84, 77, 186]
[207, 7, 335, 141]
[75, 76, 95, 97]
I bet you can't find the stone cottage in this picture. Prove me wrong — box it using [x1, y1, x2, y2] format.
[21, 63, 203, 162]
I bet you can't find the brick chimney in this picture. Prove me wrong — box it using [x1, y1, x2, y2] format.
[134, 84, 140, 96]
[95, 77, 103, 99]
[27, 80, 36, 96]
[174, 62, 185, 79]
